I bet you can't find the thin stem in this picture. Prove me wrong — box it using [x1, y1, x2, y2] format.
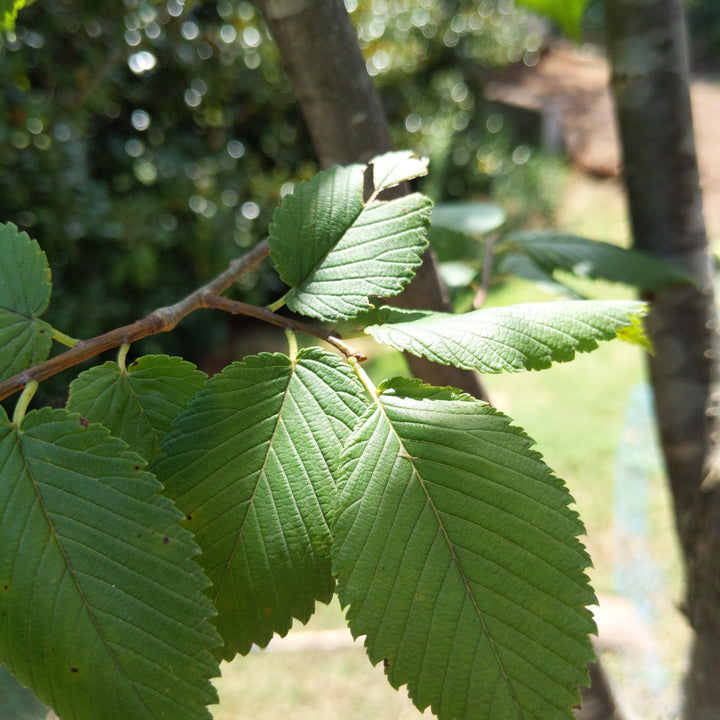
[117, 343, 130, 373]
[52, 327, 80, 348]
[473, 235, 496, 310]
[0, 239, 270, 401]
[348, 356, 378, 398]
[12, 381, 38, 426]
[203, 295, 367, 362]
[285, 329, 298, 362]
[266, 294, 287, 313]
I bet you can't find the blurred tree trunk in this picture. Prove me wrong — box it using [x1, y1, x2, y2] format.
[576, 661, 624, 720]
[256, 2, 622, 718]
[604, 1, 720, 717]
[255, 0, 488, 400]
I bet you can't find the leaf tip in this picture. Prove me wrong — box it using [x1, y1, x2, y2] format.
[616, 310, 653, 353]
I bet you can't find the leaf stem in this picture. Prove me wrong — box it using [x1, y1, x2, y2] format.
[285, 329, 298, 362]
[51, 327, 80, 348]
[12, 380, 38, 426]
[266, 294, 287, 313]
[117, 343, 130, 373]
[473, 235, 496, 309]
[347, 356, 378, 398]
[0, 239, 270, 401]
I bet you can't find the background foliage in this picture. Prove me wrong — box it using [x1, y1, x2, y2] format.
[0, 0, 551, 371]
[687, 0, 720, 67]
[2, 0, 717, 367]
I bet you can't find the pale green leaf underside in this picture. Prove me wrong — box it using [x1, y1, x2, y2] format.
[67, 355, 207, 464]
[366, 300, 647, 373]
[0, 223, 53, 381]
[269, 152, 432, 320]
[507, 232, 691, 290]
[431, 202, 506, 237]
[333, 380, 596, 720]
[153, 349, 368, 659]
[497, 253, 584, 299]
[368, 150, 428, 192]
[437, 260, 477, 289]
[0, 407, 220, 720]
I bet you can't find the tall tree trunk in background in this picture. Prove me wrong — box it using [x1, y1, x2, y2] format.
[604, 1, 720, 716]
[255, 0, 488, 401]
[256, 2, 622, 718]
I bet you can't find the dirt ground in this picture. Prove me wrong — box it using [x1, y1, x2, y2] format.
[486, 41, 720, 239]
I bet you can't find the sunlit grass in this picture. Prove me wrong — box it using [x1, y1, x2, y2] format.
[213, 599, 431, 720]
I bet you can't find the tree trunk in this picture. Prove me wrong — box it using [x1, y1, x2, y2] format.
[257, 2, 622, 718]
[576, 661, 624, 720]
[604, 1, 720, 716]
[255, 0, 488, 400]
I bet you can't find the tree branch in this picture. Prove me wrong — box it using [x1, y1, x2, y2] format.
[202, 295, 366, 361]
[0, 239, 270, 401]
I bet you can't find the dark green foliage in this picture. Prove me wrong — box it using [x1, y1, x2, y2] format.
[0, 405, 221, 720]
[1, 0, 303, 352]
[687, 0, 720, 67]
[334, 378, 595, 719]
[349, 0, 550, 202]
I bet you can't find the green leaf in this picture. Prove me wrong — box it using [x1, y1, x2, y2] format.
[427, 202, 504, 272]
[0, 0, 29, 31]
[515, 0, 588, 38]
[368, 149, 429, 192]
[0, 406, 220, 720]
[268, 151, 432, 320]
[506, 232, 692, 290]
[431, 202, 506, 237]
[366, 300, 647, 373]
[333, 379, 596, 720]
[67, 355, 207, 464]
[153, 349, 368, 659]
[496, 252, 585, 299]
[428, 223, 483, 264]
[437, 261, 478, 290]
[0, 223, 54, 381]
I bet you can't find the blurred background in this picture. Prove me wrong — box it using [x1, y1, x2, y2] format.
[0, 0, 717, 365]
[2, 1, 720, 717]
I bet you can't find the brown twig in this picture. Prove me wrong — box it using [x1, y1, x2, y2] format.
[203, 295, 367, 361]
[0, 238, 368, 401]
[0, 239, 271, 401]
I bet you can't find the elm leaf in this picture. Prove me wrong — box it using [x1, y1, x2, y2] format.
[366, 300, 648, 372]
[333, 379, 596, 720]
[0, 223, 53, 381]
[67, 355, 207, 463]
[506, 232, 692, 290]
[153, 348, 368, 659]
[268, 152, 432, 320]
[0, 406, 221, 720]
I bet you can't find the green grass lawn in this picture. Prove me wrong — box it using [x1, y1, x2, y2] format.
[214, 608, 431, 720]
